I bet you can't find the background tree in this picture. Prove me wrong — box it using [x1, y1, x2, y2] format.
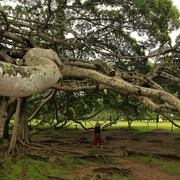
[0, 0, 180, 153]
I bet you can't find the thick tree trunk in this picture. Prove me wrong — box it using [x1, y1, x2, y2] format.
[8, 98, 22, 154]
[18, 98, 30, 144]
[8, 97, 30, 155]
[0, 97, 9, 140]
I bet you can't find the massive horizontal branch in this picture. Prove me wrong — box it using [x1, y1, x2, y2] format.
[138, 96, 177, 114]
[0, 48, 62, 97]
[61, 66, 180, 113]
[116, 70, 164, 90]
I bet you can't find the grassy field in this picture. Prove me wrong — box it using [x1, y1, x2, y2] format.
[64, 120, 180, 134]
[27, 119, 180, 135]
[115, 121, 180, 133]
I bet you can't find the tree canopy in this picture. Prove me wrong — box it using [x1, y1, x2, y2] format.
[0, 0, 180, 150]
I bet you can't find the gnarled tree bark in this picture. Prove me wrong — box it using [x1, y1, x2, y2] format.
[0, 48, 62, 97]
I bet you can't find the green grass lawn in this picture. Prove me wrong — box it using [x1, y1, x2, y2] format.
[27, 119, 180, 134]
[113, 121, 180, 133]
[64, 120, 180, 134]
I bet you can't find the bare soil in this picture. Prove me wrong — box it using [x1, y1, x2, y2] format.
[31, 128, 180, 180]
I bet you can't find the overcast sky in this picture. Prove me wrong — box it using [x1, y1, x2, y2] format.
[173, 0, 180, 9]
[170, 0, 180, 45]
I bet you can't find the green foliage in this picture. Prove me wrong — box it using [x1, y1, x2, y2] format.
[125, 0, 180, 44]
[56, 91, 106, 120]
[1, 0, 180, 125]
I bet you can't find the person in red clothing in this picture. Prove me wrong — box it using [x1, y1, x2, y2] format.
[93, 121, 102, 149]
[88, 120, 105, 149]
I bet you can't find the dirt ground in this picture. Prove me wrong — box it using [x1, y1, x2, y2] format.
[31, 127, 180, 180]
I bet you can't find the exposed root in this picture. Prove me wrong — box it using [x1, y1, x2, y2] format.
[4, 139, 64, 159]
[126, 149, 180, 159]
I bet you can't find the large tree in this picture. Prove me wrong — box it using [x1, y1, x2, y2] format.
[0, 0, 180, 153]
